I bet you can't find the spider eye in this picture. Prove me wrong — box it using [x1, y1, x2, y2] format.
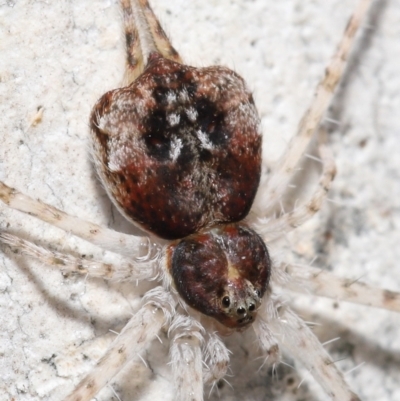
[237, 306, 246, 315]
[222, 296, 231, 308]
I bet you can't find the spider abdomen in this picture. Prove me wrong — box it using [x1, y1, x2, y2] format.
[167, 224, 271, 329]
[90, 55, 262, 240]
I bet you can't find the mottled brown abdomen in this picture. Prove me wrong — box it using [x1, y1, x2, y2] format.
[90, 54, 261, 240]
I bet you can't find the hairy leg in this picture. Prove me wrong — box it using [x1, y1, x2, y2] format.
[169, 316, 204, 401]
[283, 263, 400, 312]
[265, 300, 361, 401]
[63, 287, 175, 401]
[0, 182, 155, 258]
[253, 0, 372, 216]
[251, 144, 336, 241]
[0, 232, 158, 281]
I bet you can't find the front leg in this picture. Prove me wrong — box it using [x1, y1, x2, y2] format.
[63, 286, 175, 401]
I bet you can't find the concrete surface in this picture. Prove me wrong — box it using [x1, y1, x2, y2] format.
[1, 1, 400, 400]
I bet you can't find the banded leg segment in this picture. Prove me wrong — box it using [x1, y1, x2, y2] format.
[266, 303, 361, 401]
[0, 233, 157, 281]
[252, 144, 336, 242]
[136, 0, 182, 62]
[254, 0, 372, 216]
[63, 287, 175, 401]
[121, 0, 182, 85]
[284, 263, 400, 312]
[121, 0, 145, 84]
[202, 333, 230, 386]
[169, 316, 204, 401]
[0, 181, 155, 259]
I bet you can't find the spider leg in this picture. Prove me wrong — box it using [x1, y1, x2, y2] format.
[264, 300, 361, 401]
[0, 232, 157, 281]
[251, 143, 336, 242]
[202, 333, 230, 386]
[134, 0, 182, 63]
[253, 292, 280, 365]
[169, 315, 204, 401]
[120, 0, 145, 84]
[0, 181, 156, 258]
[284, 263, 400, 312]
[121, 0, 182, 85]
[121, 0, 182, 80]
[62, 286, 174, 401]
[253, 0, 372, 216]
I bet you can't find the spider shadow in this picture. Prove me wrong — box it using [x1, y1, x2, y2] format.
[327, 0, 389, 138]
[207, 329, 313, 401]
[252, 1, 388, 228]
[281, 0, 389, 217]
[2, 223, 162, 399]
[211, 305, 400, 401]
[1, 231, 153, 335]
[294, 302, 400, 387]
[100, 323, 312, 401]
[112, 302, 400, 401]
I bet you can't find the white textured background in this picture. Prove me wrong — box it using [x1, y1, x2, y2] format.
[1, 1, 400, 401]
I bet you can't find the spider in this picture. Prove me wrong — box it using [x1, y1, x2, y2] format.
[3, 0, 400, 395]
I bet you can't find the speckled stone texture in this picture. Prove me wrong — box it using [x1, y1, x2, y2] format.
[1, 1, 399, 401]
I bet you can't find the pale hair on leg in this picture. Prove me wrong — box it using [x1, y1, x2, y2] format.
[1, 1, 399, 401]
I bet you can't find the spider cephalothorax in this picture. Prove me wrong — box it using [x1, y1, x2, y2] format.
[167, 224, 270, 329]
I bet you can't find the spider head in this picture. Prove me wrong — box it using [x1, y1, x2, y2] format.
[218, 278, 262, 328]
[167, 224, 270, 329]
